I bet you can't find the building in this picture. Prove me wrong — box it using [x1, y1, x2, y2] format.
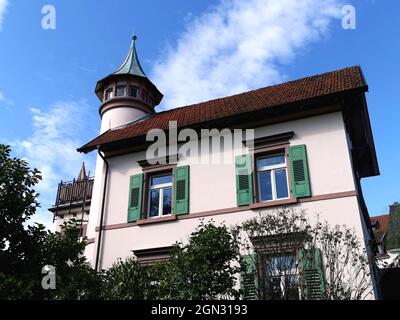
[77, 35, 380, 299]
[371, 214, 390, 254]
[372, 202, 400, 268]
[48, 163, 94, 237]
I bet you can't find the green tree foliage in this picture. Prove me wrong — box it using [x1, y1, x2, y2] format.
[386, 204, 400, 251]
[0, 144, 100, 299]
[102, 221, 242, 300]
[157, 221, 241, 299]
[101, 257, 153, 300]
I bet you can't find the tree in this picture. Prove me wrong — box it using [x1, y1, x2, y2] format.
[236, 208, 372, 300]
[102, 220, 242, 300]
[0, 144, 100, 299]
[158, 220, 241, 299]
[101, 257, 153, 300]
[0, 144, 42, 298]
[40, 219, 102, 300]
[314, 221, 371, 300]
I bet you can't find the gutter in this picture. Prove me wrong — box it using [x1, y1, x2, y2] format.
[94, 148, 109, 272]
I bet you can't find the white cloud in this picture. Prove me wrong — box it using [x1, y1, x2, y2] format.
[10, 101, 96, 231]
[0, 0, 8, 30]
[0, 90, 14, 107]
[152, 0, 343, 109]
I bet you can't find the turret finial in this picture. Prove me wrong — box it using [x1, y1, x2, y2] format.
[132, 28, 137, 41]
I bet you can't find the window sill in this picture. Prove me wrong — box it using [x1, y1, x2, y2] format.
[250, 198, 297, 210]
[137, 214, 177, 226]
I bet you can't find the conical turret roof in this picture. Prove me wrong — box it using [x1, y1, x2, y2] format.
[112, 35, 147, 78]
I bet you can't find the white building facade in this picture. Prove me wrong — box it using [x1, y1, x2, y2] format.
[78, 37, 380, 299]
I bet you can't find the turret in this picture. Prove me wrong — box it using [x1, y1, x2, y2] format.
[95, 35, 163, 133]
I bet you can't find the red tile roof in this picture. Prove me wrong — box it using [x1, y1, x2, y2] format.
[371, 214, 390, 232]
[78, 66, 367, 153]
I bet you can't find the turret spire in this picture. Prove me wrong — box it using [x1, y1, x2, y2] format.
[94, 32, 164, 127]
[77, 162, 87, 181]
[112, 33, 146, 77]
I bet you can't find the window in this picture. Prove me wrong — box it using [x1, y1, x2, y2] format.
[148, 173, 172, 218]
[116, 86, 126, 97]
[256, 154, 289, 202]
[105, 89, 113, 100]
[130, 86, 138, 97]
[127, 166, 189, 223]
[264, 253, 300, 300]
[133, 246, 174, 266]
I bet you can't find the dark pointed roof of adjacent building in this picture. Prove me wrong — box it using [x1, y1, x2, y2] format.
[111, 35, 147, 78]
[77, 162, 87, 181]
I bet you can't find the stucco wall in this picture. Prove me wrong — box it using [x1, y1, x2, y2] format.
[100, 107, 148, 133]
[97, 111, 356, 228]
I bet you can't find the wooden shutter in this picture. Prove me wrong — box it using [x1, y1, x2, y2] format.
[289, 145, 311, 198]
[173, 166, 189, 215]
[235, 155, 253, 206]
[127, 174, 143, 222]
[299, 248, 326, 300]
[240, 254, 259, 300]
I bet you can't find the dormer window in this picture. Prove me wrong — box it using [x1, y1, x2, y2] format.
[116, 86, 126, 97]
[130, 86, 138, 98]
[105, 89, 113, 100]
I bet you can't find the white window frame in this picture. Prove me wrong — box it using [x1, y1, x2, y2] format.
[256, 153, 290, 202]
[147, 174, 173, 218]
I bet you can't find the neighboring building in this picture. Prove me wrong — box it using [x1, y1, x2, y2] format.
[372, 202, 400, 268]
[48, 163, 94, 238]
[371, 214, 390, 254]
[77, 35, 380, 299]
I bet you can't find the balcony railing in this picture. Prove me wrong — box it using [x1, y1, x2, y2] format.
[54, 177, 94, 206]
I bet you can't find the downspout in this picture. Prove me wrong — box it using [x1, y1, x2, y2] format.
[79, 175, 89, 240]
[95, 148, 109, 272]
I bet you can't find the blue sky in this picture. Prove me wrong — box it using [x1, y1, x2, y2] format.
[0, 0, 399, 228]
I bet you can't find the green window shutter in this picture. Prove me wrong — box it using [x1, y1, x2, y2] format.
[127, 174, 143, 222]
[240, 254, 259, 300]
[235, 155, 253, 206]
[173, 166, 189, 215]
[289, 145, 311, 198]
[299, 248, 326, 300]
